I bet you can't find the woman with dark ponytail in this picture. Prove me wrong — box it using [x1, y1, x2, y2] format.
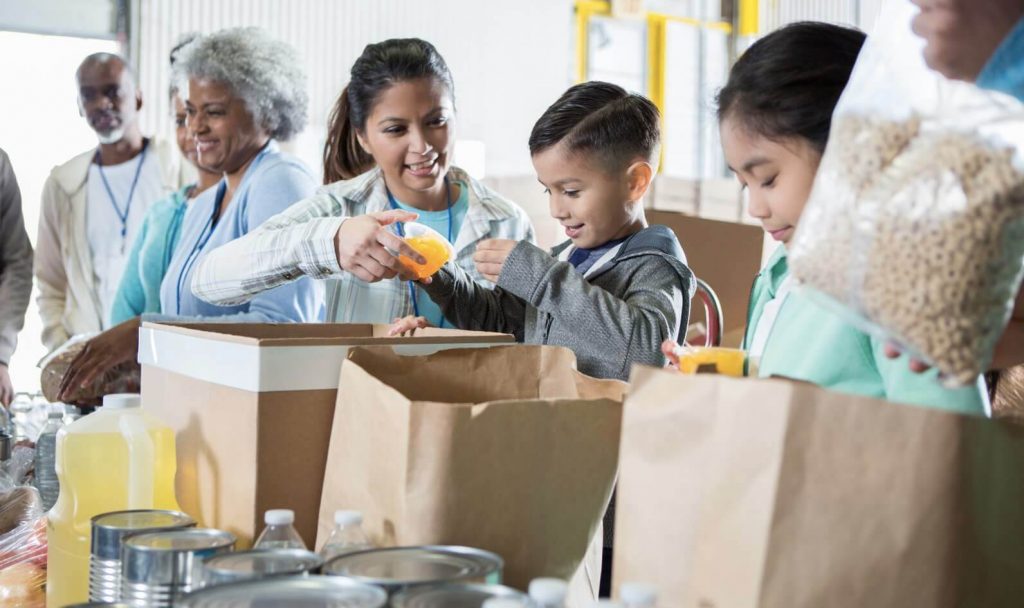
[192, 38, 535, 324]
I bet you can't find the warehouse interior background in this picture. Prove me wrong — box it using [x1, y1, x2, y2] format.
[1, 0, 883, 393]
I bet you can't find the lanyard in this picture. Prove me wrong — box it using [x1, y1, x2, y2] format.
[93, 139, 149, 254]
[176, 181, 227, 314]
[174, 142, 273, 315]
[385, 177, 453, 326]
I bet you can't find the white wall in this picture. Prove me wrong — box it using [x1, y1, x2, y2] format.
[134, 0, 576, 181]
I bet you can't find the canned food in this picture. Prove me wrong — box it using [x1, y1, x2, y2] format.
[323, 546, 503, 594]
[201, 548, 324, 587]
[391, 583, 531, 608]
[121, 528, 236, 607]
[178, 575, 388, 607]
[89, 509, 196, 603]
[66, 604, 131, 608]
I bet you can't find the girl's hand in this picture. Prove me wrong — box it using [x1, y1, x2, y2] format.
[335, 210, 426, 283]
[473, 239, 518, 283]
[388, 315, 431, 337]
[58, 317, 142, 402]
[661, 339, 682, 370]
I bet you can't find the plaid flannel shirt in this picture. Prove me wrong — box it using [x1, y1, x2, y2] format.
[191, 166, 536, 322]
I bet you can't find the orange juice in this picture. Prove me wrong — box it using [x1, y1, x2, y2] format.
[676, 347, 747, 377]
[46, 395, 180, 607]
[400, 235, 452, 279]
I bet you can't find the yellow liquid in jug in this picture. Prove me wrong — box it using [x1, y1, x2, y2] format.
[399, 235, 451, 280]
[46, 428, 179, 608]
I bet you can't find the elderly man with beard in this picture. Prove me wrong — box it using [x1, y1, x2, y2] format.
[35, 53, 192, 352]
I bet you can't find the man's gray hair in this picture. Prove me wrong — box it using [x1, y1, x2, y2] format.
[174, 27, 308, 141]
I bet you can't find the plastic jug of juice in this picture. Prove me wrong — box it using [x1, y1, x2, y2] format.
[398, 221, 454, 279]
[46, 394, 180, 607]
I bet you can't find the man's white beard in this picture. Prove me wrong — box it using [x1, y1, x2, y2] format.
[96, 126, 126, 145]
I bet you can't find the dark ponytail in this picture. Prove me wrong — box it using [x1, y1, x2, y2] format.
[323, 86, 374, 183]
[716, 22, 866, 153]
[322, 38, 454, 184]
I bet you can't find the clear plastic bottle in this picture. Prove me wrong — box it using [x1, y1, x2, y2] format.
[319, 510, 372, 560]
[33, 404, 65, 510]
[620, 582, 658, 608]
[254, 509, 306, 550]
[529, 577, 568, 608]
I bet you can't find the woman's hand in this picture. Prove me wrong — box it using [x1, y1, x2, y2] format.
[388, 315, 430, 337]
[58, 317, 142, 402]
[335, 210, 427, 283]
[0, 364, 13, 407]
[473, 239, 518, 283]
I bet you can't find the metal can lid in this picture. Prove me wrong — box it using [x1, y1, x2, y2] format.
[64, 604, 131, 608]
[125, 527, 236, 552]
[203, 549, 324, 582]
[91, 510, 196, 560]
[123, 528, 236, 586]
[323, 546, 503, 590]
[179, 575, 388, 607]
[391, 583, 529, 608]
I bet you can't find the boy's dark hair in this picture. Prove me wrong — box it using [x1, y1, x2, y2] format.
[717, 22, 866, 153]
[323, 38, 454, 184]
[529, 81, 661, 171]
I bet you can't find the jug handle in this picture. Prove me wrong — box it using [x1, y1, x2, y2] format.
[119, 410, 154, 508]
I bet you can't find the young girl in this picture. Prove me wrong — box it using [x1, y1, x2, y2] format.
[665, 22, 988, 415]
[191, 38, 535, 324]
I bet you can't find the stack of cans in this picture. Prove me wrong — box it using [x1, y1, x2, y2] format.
[89, 510, 195, 602]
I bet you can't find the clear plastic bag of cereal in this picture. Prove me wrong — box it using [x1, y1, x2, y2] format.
[788, 0, 1024, 386]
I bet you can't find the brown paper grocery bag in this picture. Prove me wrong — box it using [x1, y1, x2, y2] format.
[614, 366, 1024, 608]
[318, 345, 626, 598]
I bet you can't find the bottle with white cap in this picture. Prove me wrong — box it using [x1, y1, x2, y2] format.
[482, 599, 531, 608]
[319, 509, 372, 560]
[254, 509, 307, 550]
[47, 393, 180, 607]
[620, 582, 658, 607]
[529, 577, 569, 608]
[590, 602, 626, 608]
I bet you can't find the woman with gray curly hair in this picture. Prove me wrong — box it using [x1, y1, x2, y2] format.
[58, 27, 322, 403]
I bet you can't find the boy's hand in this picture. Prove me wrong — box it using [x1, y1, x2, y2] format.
[473, 239, 518, 283]
[661, 339, 682, 370]
[388, 315, 430, 337]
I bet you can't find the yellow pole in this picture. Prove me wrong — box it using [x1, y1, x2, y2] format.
[739, 0, 759, 36]
[575, 1, 612, 83]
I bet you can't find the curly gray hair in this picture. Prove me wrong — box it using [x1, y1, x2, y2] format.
[174, 27, 308, 140]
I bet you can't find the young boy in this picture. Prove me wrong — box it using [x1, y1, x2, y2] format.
[391, 81, 695, 382]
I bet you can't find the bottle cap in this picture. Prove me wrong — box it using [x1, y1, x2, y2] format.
[103, 394, 141, 410]
[620, 582, 658, 605]
[334, 510, 363, 527]
[482, 600, 529, 608]
[264, 509, 295, 525]
[529, 578, 569, 603]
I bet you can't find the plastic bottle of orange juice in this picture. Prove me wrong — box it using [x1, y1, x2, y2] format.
[46, 394, 180, 607]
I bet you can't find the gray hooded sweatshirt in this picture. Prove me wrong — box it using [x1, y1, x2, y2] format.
[423, 224, 695, 381]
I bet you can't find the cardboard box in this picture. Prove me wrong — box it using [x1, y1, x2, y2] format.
[139, 322, 514, 548]
[646, 210, 766, 347]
